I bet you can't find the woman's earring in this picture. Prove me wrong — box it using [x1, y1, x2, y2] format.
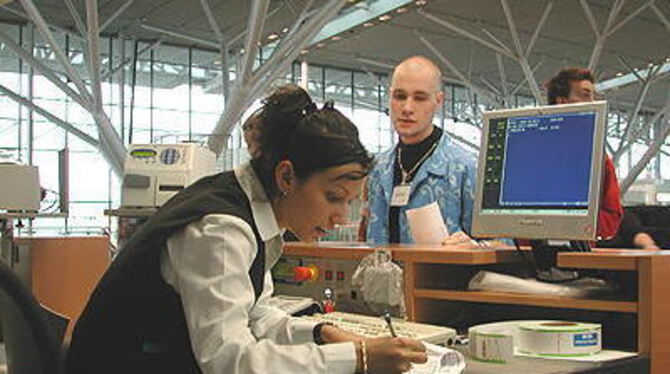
[281, 190, 288, 197]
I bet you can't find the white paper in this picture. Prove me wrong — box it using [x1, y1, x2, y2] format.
[409, 343, 465, 374]
[406, 202, 449, 244]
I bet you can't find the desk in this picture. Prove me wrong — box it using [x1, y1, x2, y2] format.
[13, 236, 111, 338]
[283, 243, 669, 373]
[463, 352, 647, 373]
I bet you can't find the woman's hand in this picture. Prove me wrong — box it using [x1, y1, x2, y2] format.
[320, 324, 364, 344]
[362, 337, 428, 374]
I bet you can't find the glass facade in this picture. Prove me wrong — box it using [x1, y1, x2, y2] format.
[0, 22, 667, 235]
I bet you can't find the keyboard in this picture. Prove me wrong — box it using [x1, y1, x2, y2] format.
[302, 311, 456, 345]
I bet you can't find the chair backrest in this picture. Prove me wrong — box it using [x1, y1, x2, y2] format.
[0, 260, 62, 374]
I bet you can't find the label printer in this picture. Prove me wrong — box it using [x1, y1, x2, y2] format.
[121, 143, 217, 208]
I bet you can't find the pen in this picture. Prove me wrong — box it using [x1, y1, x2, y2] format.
[383, 311, 397, 338]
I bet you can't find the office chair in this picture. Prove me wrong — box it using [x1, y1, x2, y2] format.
[0, 260, 63, 374]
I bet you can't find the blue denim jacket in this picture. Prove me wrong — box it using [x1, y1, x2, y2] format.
[366, 132, 477, 245]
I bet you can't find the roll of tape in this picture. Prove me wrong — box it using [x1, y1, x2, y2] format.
[468, 320, 602, 363]
[517, 321, 601, 357]
[468, 321, 516, 363]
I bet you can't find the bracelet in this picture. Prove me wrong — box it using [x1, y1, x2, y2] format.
[313, 322, 334, 345]
[361, 339, 368, 374]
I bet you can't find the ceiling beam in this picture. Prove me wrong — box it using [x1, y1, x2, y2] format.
[19, 0, 92, 101]
[620, 111, 670, 194]
[417, 31, 500, 108]
[596, 62, 670, 92]
[312, 0, 413, 43]
[207, 0, 347, 156]
[202, 0, 414, 94]
[86, 0, 126, 177]
[140, 24, 219, 49]
[100, 0, 134, 33]
[651, 3, 670, 31]
[500, 0, 544, 103]
[0, 83, 99, 147]
[0, 27, 91, 109]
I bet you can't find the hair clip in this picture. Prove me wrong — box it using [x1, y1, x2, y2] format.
[302, 101, 317, 115]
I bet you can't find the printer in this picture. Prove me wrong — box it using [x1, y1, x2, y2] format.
[121, 143, 217, 208]
[0, 164, 41, 211]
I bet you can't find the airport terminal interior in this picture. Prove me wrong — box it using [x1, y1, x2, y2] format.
[0, 0, 668, 373]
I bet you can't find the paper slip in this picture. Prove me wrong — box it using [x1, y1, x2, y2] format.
[406, 202, 449, 244]
[409, 343, 465, 374]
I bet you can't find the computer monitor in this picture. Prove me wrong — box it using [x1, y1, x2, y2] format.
[472, 101, 608, 241]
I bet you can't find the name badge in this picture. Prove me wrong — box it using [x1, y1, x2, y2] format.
[391, 184, 411, 206]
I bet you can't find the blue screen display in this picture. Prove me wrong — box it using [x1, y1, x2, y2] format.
[500, 112, 595, 207]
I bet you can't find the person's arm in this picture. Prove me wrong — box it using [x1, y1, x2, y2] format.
[247, 272, 320, 344]
[163, 214, 357, 374]
[597, 156, 623, 239]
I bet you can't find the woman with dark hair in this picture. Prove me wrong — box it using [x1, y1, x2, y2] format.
[66, 84, 427, 374]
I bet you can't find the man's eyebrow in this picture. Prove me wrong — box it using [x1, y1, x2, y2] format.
[393, 88, 431, 96]
[330, 172, 365, 182]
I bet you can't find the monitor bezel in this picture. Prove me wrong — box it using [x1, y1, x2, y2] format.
[472, 101, 608, 241]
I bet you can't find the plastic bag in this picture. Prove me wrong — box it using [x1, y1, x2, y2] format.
[351, 250, 405, 313]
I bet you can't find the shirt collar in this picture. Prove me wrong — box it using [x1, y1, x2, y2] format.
[234, 162, 283, 242]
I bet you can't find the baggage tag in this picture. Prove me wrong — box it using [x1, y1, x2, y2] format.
[390, 184, 411, 207]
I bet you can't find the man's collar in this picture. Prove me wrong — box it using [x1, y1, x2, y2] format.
[234, 162, 283, 242]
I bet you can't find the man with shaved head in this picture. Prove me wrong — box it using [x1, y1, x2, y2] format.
[366, 56, 478, 245]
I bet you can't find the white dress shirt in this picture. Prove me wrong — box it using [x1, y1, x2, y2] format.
[160, 163, 357, 374]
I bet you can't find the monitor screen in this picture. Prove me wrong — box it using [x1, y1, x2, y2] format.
[473, 101, 607, 241]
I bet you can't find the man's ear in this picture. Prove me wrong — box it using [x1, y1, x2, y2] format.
[436, 91, 445, 106]
[274, 160, 295, 196]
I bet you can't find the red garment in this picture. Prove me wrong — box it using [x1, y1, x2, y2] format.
[598, 155, 623, 239]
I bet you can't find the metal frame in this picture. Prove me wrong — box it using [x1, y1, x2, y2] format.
[621, 109, 670, 193]
[8, 0, 127, 177]
[100, 0, 134, 32]
[0, 0, 665, 196]
[417, 31, 499, 109]
[419, 0, 551, 105]
[207, 0, 347, 156]
[0, 84, 99, 147]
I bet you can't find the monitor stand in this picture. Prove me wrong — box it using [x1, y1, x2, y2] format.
[530, 239, 591, 283]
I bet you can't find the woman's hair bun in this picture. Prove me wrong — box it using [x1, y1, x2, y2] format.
[261, 84, 314, 130]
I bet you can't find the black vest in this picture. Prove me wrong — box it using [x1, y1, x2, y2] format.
[66, 171, 266, 374]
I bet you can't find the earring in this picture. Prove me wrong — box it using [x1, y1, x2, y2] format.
[281, 190, 288, 197]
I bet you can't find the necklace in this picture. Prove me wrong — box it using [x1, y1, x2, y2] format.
[396, 142, 438, 184]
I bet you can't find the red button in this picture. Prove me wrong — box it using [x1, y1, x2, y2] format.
[294, 267, 315, 282]
[325, 270, 333, 280]
[336, 271, 345, 281]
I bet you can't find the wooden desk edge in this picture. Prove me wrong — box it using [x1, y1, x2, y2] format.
[283, 242, 521, 264]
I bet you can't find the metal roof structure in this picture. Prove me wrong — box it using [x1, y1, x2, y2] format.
[0, 0, 667, 190]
